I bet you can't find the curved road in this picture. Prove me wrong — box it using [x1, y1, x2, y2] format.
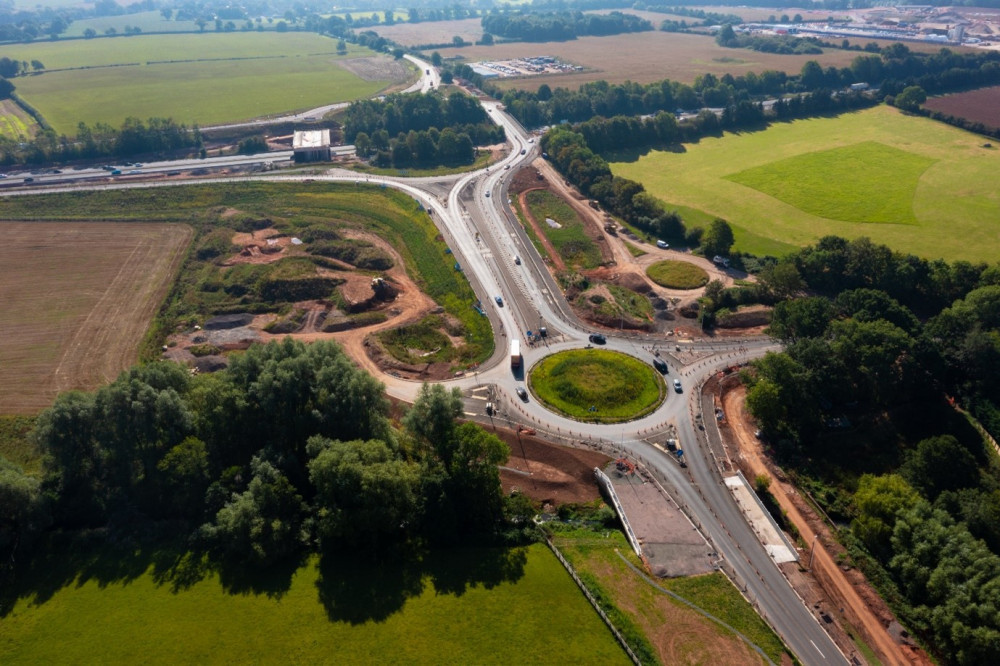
[1, 80, 847, 666]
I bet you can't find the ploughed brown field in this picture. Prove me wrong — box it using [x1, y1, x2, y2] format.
[0, 222, 191, 413]
[924, 85, 1000, 131]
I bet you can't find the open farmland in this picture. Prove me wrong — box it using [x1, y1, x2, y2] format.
[372, 17, 483, 47]
[0, 543, 628, 665]
[0, 99, 38, 139]
[435, 31, 876, 90]
[62, 11, 203, 36]
[924, 85, 1000, 131]
[0, 34, 413, 132]
[0, 222, 191, 414]
[611, 105, 1000, 262]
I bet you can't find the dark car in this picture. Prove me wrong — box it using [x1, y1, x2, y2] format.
[652, 358, 668, 374]
[494, 296, 503, 307]
[588, 333, 606, 345]
[515, 386, 528, 401]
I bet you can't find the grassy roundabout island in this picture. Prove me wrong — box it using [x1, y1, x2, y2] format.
[529, 349, 665, 423]
[646, 260, 709, 290]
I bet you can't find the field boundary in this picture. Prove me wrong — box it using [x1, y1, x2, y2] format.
[546, 538, 641, 665]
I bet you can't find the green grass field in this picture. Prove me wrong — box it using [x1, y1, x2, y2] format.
[552, 526, 789, 664]
[0, 543, 628, 664]
[0, 34, 411, 132]
[524, 189, 603, 270]
[646, 260, 709, 290]
[529, 349, 664, 423]
[611, 106, 1000, 262]
[62, 11, 204, 36]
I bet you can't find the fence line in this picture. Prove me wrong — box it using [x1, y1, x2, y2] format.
[546, 538, 642, 666]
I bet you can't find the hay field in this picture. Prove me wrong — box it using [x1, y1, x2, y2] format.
[435, 32, 869, 90]
[611, 105, 1000, 262]
[0, 222, 191, 414]
[0, 34, 410, 132]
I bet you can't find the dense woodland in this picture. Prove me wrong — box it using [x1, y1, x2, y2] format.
[1, 340, 533, 579]
[732, 237, 1000, 665]
[343, 91, 504, 168]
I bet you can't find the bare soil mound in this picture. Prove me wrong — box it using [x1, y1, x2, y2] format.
[494, 426, 611, 505]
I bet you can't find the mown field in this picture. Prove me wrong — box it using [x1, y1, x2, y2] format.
[611, 105, 1000, 262]
[373, 17, 483, 46]
[646, 260, 709, 290]
[552, 526, 788, 665]
[0, 542, 628, 664]
[436, 31, 876, 90]
[0, 99, 38, 140]
[0, 33, 412, 132]
[0, 222, 191, 414]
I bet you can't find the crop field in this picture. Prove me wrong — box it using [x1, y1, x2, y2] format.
[611, 105, 1000, 262]
[530, 349, 665, 422]
[924, 85, 1000, 131]
[0, 34, 411, 132]
[0, 99, 38, 140]
[435, 31, 873, 90]
[0, 543, 628, 664]
[524, 189, 602, 270]
[0, 222, 192, 414]
[372, 17, 484, 46]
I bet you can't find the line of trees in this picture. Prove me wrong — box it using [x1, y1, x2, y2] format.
[481, 10, 652, 42]
[0, 116, 202, 166]
[1, 339, 533, 575]
[343, 91, 503, 168]
[454, 44, 1000, 130]
[739, 236, 1000, 663]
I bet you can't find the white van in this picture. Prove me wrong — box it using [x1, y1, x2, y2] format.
[656, 240, 669, 249]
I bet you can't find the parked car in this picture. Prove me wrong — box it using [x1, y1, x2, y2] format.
[673, 379, 683, 393]
[656, 240, 669, 249]
[588, 333, 606, 345]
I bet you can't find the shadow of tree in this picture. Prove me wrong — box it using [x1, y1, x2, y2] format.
[316, 546, 529, 624]
[2, 530, 529, 627]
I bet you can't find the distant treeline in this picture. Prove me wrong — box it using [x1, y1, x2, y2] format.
[481, 10, 652, 42]
[451, 43, 1000, 129]
[0, 116, 201, 165]
[344, 91, 504, 168]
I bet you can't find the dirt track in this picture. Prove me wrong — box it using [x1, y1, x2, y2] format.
[721, 384, 931, 666]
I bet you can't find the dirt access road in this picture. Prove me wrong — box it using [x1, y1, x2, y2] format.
[721, 383, 931, 666]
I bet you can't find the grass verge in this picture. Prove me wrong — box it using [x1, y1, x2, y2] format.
[524, 189, 602, 270]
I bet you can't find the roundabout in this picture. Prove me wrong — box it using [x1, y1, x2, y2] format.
[527, 348, 665, 423]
